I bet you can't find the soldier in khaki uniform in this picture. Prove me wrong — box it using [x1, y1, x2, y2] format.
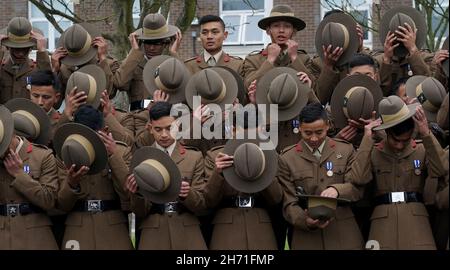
[0, 105, 59, 250]
[430, 36, 448, 89]
[349, 96, 447, 249]
[184, 15, 242, 76]
[278, 103, 364, 250]
[125, 101, 206, 249]
[0, 17, 51, 104]
[55, 105, 133, 250]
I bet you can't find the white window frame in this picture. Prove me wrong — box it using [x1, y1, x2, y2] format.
[320, 0, 373, 49]
[28, 1, 74, 52]
[220, 0, 272, 46]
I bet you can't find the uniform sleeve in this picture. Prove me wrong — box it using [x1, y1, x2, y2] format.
[98, 57, 120, 97]
[36, 51, 52, 71]
[203, 150, 226, 209]
[288, 53, 316, 90]
[111, 48, 144, 90]
[408, 50, 432, 77]
[105, 113, 134, 146]
[109, 144, 132, 206]
[346, 134, 375, 186]
[11, 150, 58, 210]
[129, 193, 152, 219]
[56, 158, 86, 212]
[259, 155, 283, 206]
[377, 56, 394, 96]
[180, 152, 206, 214]
[242, 56, 274, 90]
[313, 63, 341, 105]
[423, 132, 447, 178]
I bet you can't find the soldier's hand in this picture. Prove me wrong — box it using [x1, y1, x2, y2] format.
[383, 31, 399, 64]
[193, 104, 212, 125]
[322, 44, 344, 69]
[3, 149, 24, 178]
[305, 209, 332, 230]
[286, 39, 299, 62]
[92, 36, 108, 62]
[64, 86, 87, 119]
[51, 47, 68, 73]
[297, 72, 312, 88]
[433, 49, 449, 67]
[153, 89, 170, 103]
[396, 22, 418, 55]
[335, 125, 358, 142]
[413, 105, 430, 137]
[267, 43, 281, 64]
[247, 80, 257, 104]
[100, 90, 112, 117]
[128, 33, 139, 50]
[363, 117, 382, 137]
[169, 29, 182, 56]
[215, 152, 234, 174]
[125, 174, 138, 193]
[98, 130, 116, 156]
[356, 23, 364, 52]
[30, 30, 47, 52]
[353, 110, 377, 129]
[321, 187, 339, 198]
[178, 180, 190, 199]
[67, 164, 89, 189]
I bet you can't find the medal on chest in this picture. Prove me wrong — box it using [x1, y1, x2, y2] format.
[413, 159, 421, 176]
[326, 161, 333, 177]
[292, 119, 300, 134]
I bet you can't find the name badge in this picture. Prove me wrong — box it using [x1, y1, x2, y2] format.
[326, 161, 333, 177]
[414, 159, 421, 176]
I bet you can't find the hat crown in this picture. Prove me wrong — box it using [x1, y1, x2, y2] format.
[61, 139, 92, 169]
[64, 24, 90, 52]
[270, 4, 294, 15]
[194, 69, 224, 100]
[143, 13, 167, 30]
[12, 113, 39, 140]
[321, 22, 349, 50]
[345, 87, 374, 120]
[157, 58, 184, 89]
[268, 74, 298, 107]
[418, 77, 446, 107]
[233, 143, 265, 181]
[134, 163, 167, 193]
[7, 17, 32, 36]
[67, 71, 94, 96]
[378, 95, 407, 116]
[389, 13, 415, 34]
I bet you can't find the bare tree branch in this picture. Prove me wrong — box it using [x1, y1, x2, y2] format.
[175, 0, 196, 33]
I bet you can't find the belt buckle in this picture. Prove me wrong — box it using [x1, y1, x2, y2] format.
[164, 202, 178, 214]
[6, 204, 20, 217]
[391, 192, 406, 203]
[236, 196, 253, 208]
[87, 200, 102, 212]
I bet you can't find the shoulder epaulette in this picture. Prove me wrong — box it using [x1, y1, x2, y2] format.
[115, 140, 129, 147]
[248, 49, 263, 56]
[31, 143, 49, 150]
[281, 144, 296, 154]
[184, 56, 197, 63]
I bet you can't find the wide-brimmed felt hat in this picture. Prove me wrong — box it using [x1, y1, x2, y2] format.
[297, 193, 350, 221]
[130, 146, 181, 204]
[134, 13, 178, 41]
[256, 67, 311, 122]
[66, 64, 106, 109]
[258, 5, 306, 31]
[213, 66, 246, 105]
[405, 75, 447, 122]
[53, 123, 108, 175]
[4, 98, 51, 145]
[331, 74, 383, 129]
[60, 23, 101, 67]
[0, 105, 14, 157]
[222, 139, 277, 193]
[143, 55, 191, 104]
[379, 6, 427, 58]
[315, 12, 359, 66]
[442, 36, 449, 77]
[1, 17, 36, 49]
[373, 95, 418, 131]
[185, 67, 238, 110]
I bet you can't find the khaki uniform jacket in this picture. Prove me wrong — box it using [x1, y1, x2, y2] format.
[0, 138, 59, 250]
[241, 48, 316, 90]
[184, 52, 243, 75]
[278, 138, 364, 250]
[0, 51, 52, 104]
[203, 146, 282, 250]
[437, 93, 448, 131]
[56, 142, 133, 250]
[133, 108, 149, 136]
[105, 108, 135, 147]
[130, 142, 207, 250]
[348, 133, 447, 249]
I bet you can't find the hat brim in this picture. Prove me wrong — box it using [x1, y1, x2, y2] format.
[0, 27, 43, 49]
[53, 123, 108, 175]
[258, 16, 306, 31]
[373, 103, 419, 131]
[297, 194, 351, 205]
[222, 139, 277, 193]
[130, 146, 181, 204]
[185, 67, 238, 111]
[256, 67, 311, 122]
[4, 98, 51, 146]
[75, 64, 107, 109]
[405, 75, 439, 122]
[134, 25, 179, 40]
[59, 23, 101, 67]
[213, 66, 246, 105]
[0, 106, 14, 157]
[330, 74, 383, 129]
[143, 55, 190, 104]
[315, 13, 360, 66]
[56, 22, 102, 48]
[442, 37, 449, 77]
[379, 6, 427, 57]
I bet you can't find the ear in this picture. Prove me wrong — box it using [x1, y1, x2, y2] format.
[146, 122, 153, 134]
[223, 30, 228, 40]
[55, 92, 61, 102]
[265, 27, 271, 36]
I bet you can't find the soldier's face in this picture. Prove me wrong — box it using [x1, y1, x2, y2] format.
[148, 115, 176, 148]
[349, 65, 378, 81]
[300, 119, 329, 149]
[200, 22, 228, 54]
[266, 21, 295, 45]
[8, 47, 31, 63]
[143, 41, 166, 59]
[386, 131, 413, 153]
[30, 85, 60, 113]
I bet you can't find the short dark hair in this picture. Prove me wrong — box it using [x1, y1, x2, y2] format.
[149, 101, 173, 121]
[74, 105, 104, 131]
[29, 70, 61, 93]
[348, 53, 378, 70]
[199, 15, 225, 30]
[299, 102, 328, 124]
[390, 77, 409, 96]
[386, 117, 415, 136]
[323, 9, 344, 19]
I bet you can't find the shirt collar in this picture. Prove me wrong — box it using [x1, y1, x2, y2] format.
[304, 139, 326, 155]
[155, 141, 177, 156]
[203, 50, 223, 63]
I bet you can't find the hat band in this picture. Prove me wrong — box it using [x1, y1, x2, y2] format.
[142, 159, 170, 192]
[143, 24, 169, 37]
[267, 87, 298, 110]
[7, 32, 31, 43]
[201, 80, 227, 104]
[337, 23, 350, 51]
[0, 121, 4, 143]
[86, 74, 98, 104]
[381, 103, 410, 125]
[270, 12, 295, 17]
[342, 87, 363, 119]
[67, 33, 92, 57]
[415, 83, 440, 112]
[13, 110, 40, 139]
[65, 134, 95, 165]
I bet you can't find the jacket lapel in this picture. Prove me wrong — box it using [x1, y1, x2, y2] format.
[298, 140, 318, 163]
[171, 142, 184, 165]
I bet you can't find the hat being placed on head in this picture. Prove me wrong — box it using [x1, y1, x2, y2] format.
[66, 64, 107, 109]
[222, 139, 278, 193]
[4, 98, 51, 145]
[296, 193, 350, 222]
[331, 74, 383, 129]
[373, 95, 418, 131]
[405, 75, 447, 122]
[258, 4, 306, 31]
[60, 23, 101, 67]
[0, 17, 36, 48]
[442, 36, 449, 77]
[134, 13, 179, 41]
[379, 6, 426, 58]
[315, 12, 359, 66]
[143, 55, 191, 104]
[256, 67, 311, 122]
[130, 146, 181, 204]
[0, 105, 14, 157]
[53, 123, 108, 175]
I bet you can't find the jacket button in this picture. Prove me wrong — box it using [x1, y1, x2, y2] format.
[320, 178, 324, 182]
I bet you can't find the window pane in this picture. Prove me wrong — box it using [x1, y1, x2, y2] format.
[32, 21, 49, 37]
[349, 10, 369, 40]
[223, 15, 241, 43]
[133, 0, 141, 17]
[30, 3, 45, 18]
[244, 14, 264, 42]
[54, 21, 72, 47]
[53, 0, 74, 13]
[222, 0, 264, 11]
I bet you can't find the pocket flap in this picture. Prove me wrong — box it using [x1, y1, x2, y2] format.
[256, 208, 271, 223]
[211, 210, 233, 224]
[374, 166, 392, 174]
[411, 204, 429, 217]
[65, 213, 83, 226]
[25, 214, 52, 228]
[139, 215, 160, 228]
[182, 214, 200, 226]
[107, 211, 127, 225]
[370, 206, 389, 220]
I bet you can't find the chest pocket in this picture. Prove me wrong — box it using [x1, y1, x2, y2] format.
[373, 165, 393, 192]
[330, 163, 346, 183]
[293, 169, 314, 194]
[29, 169, 41, 181]
[403, 162, 424, 190]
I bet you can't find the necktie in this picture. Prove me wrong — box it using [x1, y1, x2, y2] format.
[207, 56, 216, 67]
[313, 149, 321, 161]
[164, 149, 170, 156]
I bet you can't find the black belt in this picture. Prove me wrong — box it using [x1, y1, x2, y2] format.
[0, 203, 44, 217]
[130, 100, 144, 111]
[374, 192, 423, 206]
[219, 196, 265, 209]
[149, 202, 186, 215]
[73, 200, 121, 212]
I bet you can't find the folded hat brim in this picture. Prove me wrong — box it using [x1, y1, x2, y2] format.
[373, 103, 419, 131]
[258, 16, 306, 31]
[134, 25, 179, 40]
[76, 64, 107, 109]
[60, 47, 97, 67]
[0, 106, 14, 157]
